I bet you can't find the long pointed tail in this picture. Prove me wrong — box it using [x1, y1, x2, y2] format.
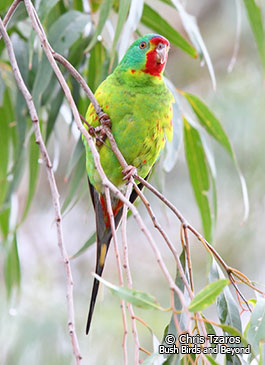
[86, 175, 149, 334]
[86, 183, 122, 334]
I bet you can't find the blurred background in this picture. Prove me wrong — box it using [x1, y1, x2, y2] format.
[1, 0, 265, 364]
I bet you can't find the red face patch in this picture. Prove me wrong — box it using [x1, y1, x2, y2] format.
[143, 37, 169, 77]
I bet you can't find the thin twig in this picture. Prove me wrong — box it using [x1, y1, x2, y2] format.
[104, 187, 128, 365]
[132, 181, 193, 300]
[121, 182, 140, 364]
[0, 16, 82, 364]
[134, 174, 261, 306]
[182, 225, 193, 292]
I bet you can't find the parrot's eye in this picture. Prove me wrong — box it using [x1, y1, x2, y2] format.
[139, 41, 147, 49]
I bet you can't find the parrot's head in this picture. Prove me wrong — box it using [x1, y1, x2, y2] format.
[118, 34, 170, 78]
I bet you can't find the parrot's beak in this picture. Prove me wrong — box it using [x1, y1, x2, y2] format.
[156, 43, 168, 64]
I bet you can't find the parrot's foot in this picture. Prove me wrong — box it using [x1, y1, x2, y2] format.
[122, 165, 137, 182]
[99, 113, 112, 129]
[93, 113, 112, 146]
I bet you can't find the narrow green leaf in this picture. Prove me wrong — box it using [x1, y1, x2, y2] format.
[111, 0, 131, 58]
[201, 314, 217, 358]
[65, 137, 84, 179]
[93, 273, 164, 310]
[182, 92, 233, 157]
[183, 92, 249, 221]
[5, 3, 27, 29]
[71, 232, 96, 259]
[243, 0, 265, 73]
[0, 90, 12, 205]
[171, 0, 216, 89]
[0, 207, 10, 240]
[141, 4, 197, 58]
[204, 355, 219, 365]
[87, 41, 106, 93]
[184, 117, 212, 241]
[217, 324, 249, 348]
[162, 250, 187, 363]
[90, 0, 103, 12]
[22, 132, 40, 221]
[73, 0, 83, 11]
[85, 0, 114, 52]
[118, 0, 144, 60]
[0, 0, 13, 12]
[62, 154, 86, 214]
[68, 36, 91, 67]
[166, 249, 188, 337]
[4, 233, 21, 298]
[33, 11, 91, 108]
[247, 297, 265, 353]
[210, 260, 242, 332]
[6, 146, 27, 201]
[38, 0, 60, 21]
[188, 279, 229, 312]
[259, 340, 265, 365]
[0, 72, 5, 105]
[45, 88, 64, 142]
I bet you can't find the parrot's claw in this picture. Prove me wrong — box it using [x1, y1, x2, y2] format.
[122, 165, 137, 182]
[99, 113, 112, 129]
[88, 113, 111, 147]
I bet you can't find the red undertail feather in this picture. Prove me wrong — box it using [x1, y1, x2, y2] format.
[100, 195, 123, 228]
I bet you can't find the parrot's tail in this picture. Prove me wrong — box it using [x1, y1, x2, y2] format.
[86, 183, 123, 334]
[86, 177, 148, 335]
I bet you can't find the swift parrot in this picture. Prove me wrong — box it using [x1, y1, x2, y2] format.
[82, 33, 174, 334]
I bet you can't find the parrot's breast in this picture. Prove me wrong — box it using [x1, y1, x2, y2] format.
[83, 72, 174, 192]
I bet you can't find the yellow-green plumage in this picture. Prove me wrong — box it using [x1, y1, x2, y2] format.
[83, 34, 174, 334]
[83, 34, 173, 192]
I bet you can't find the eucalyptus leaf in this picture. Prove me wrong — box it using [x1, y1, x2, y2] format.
[32, 11, 91, 108]
[243, 0, 265, 73]
[0, 0, 13, 12]
[92, 273, 163, 310]
[183, 91, 249, 221]
[210, 260, 242, 332]
[0, 90, 12, 205]
[71, 231, 96, 259]
[4, 233, 21, 298]
[188, 279, 229, 312]
[183, 117, 212, 241]
[247, 297, 265, 354]
[21, 132, 40, 221]
[118, 0, 144, 61]
[38, 0, 60, 21]
[85, 0, 113, 52]
[111, 0, 131, 58]
[62, 154, 86, 214]
[65, 137, 84, 179]
[141, 4, 197, 58]
[171, 0, 216, 90]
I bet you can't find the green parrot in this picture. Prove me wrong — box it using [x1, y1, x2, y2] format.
[82, 33, 174, 334]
